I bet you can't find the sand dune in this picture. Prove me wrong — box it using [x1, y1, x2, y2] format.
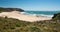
[0, 11, 52, 22]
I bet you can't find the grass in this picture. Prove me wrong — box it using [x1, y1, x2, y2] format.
[0, 17, 59, 32]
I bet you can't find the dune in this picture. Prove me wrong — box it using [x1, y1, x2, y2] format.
[0, 11, 52, 22]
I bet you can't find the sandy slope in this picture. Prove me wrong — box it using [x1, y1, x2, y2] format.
[0, 11, 52, 22]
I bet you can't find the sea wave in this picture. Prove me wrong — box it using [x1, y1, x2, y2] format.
[20, 12, 53, 17]
[38, 14, 53, 17]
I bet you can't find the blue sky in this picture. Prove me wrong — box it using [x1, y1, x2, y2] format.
[0, 0, 60, 11]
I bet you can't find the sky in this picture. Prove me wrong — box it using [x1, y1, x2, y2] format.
[0, 0, 60, 11]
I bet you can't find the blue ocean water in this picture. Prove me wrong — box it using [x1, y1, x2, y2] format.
[21, 11, 60, 17]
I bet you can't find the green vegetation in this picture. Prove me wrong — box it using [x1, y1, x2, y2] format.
[0, 16, 59, 32]
[0, 7, 24, 13]
[52, 13, 60, 20]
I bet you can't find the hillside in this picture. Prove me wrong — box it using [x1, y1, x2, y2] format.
[0, 13, 60, 32]
[0, 7, 24, 12]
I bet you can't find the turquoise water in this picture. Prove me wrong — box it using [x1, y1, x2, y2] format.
[21, 11, 60, 17]
[25, 11, 60, 15]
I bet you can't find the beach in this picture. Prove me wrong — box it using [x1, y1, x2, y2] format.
[0, 11, 52, 22]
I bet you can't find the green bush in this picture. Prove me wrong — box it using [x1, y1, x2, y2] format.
[16, 24, 21, 27]
[30, 26, 42, 32]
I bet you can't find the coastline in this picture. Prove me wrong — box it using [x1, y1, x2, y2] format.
[0, 11, 52, 22]
[20, 11, 53, 18]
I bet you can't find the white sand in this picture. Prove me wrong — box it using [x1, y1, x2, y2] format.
[0, 11, 52, 22]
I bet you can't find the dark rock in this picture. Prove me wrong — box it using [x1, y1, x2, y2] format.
[52, 13, 60, 20]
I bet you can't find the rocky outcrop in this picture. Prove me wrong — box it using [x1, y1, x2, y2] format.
[52, 13, 60, 20]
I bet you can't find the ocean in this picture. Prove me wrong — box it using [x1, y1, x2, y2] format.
[21, 11, 60, 17]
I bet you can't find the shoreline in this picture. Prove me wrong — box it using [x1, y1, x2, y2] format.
[0, 11, 52, 22]
[20, 11, 53, 18]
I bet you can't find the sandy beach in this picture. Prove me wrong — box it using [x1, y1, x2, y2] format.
[0, 11, 52, 22]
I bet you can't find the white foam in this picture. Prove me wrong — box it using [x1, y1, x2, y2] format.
[37, 14, 53, 17]
[20, 12, 53, 17]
